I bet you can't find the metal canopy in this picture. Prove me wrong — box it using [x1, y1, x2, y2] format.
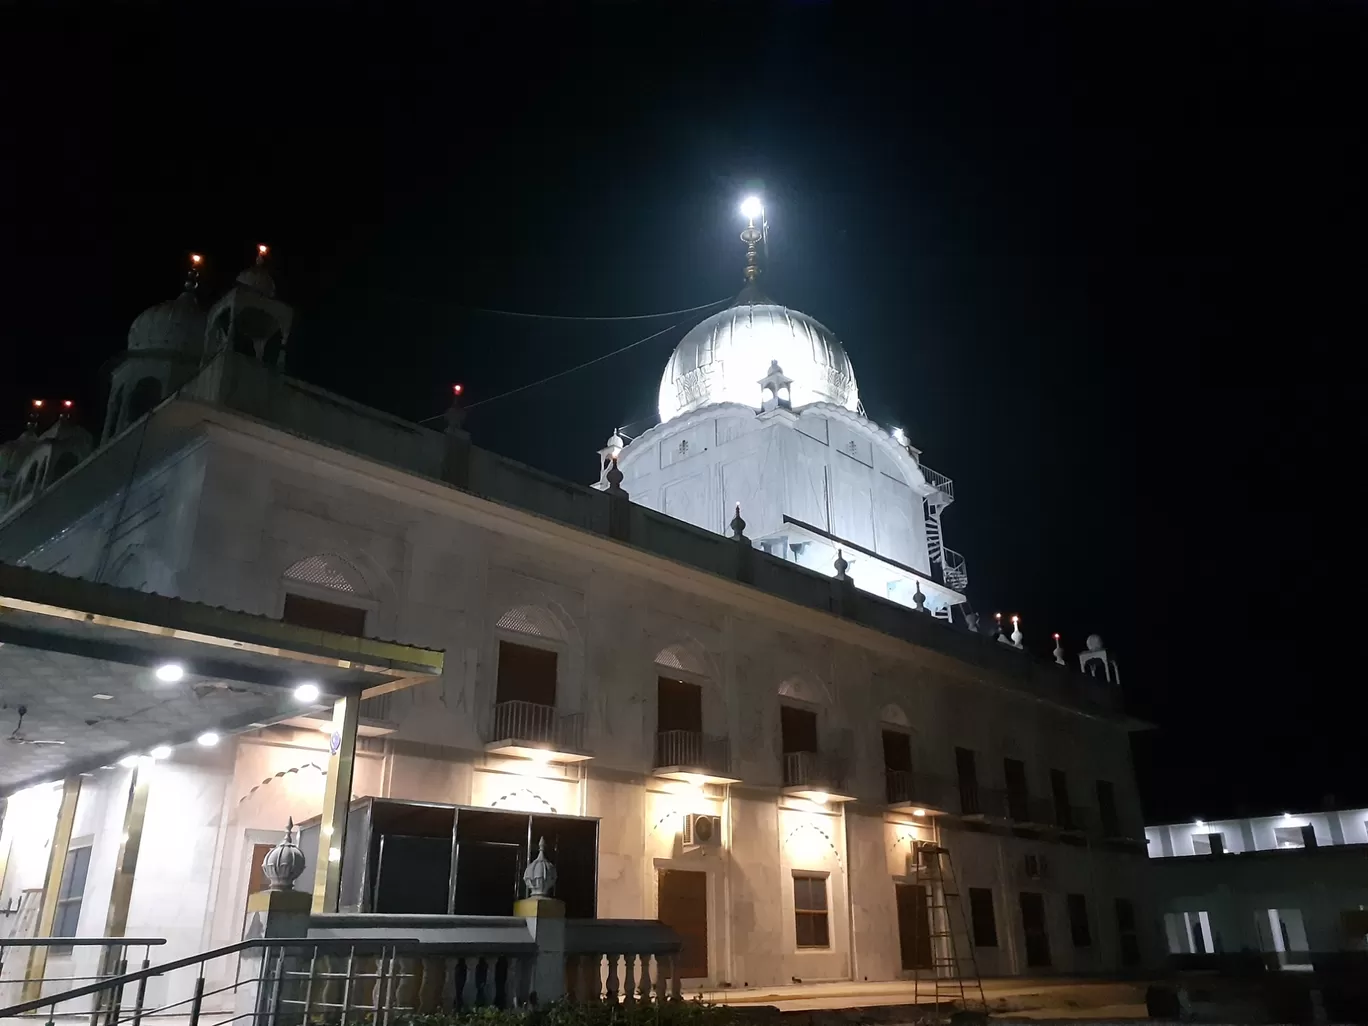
[0, 563, 443, 796]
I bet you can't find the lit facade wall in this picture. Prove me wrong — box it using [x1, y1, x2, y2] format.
[2, 424, 1152, 987]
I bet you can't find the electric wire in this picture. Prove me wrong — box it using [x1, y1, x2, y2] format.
[468, 296, 729, 321]
[422, 318, 689, 420]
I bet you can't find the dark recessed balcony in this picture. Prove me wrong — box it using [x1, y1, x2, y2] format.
[484, 699, 590, 763]
[884, 770, 953, 817]
[653, 729, 739, 785]
[782, 750, 855, 804]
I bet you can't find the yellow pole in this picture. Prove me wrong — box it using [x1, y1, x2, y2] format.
[311, 693, 359, 913]
[95, 761, 152, 979]
[23, 777, 82, 1001]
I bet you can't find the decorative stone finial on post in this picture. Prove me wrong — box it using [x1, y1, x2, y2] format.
[261, 818, 306, 892]
[833, 549, 849, 581]
[912, 580, 926, 612]
[605, 456, 626, 497]
[523, 836, 557, 898]
[1010, 615, 1023, 648]
[730, 503, 747, 541]
[1053, 633, 1066, 665]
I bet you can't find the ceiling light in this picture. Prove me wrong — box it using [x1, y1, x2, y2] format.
[119, 754, 139, 768]
[154, 663, 185, 683]
[93, 694, 113, 701]
[293, 682, 320, 703]
[149, 744, 173, 760]
[196, 732, 219, 747]
[808, 792, 830, 806]
[912, 808, 927, 817]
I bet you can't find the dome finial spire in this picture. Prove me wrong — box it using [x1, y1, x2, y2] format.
[739, 196, 766, 285]
[185, 252, 203, 293]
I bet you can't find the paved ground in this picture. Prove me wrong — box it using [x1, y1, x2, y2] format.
[687, 977, 1151, 1017]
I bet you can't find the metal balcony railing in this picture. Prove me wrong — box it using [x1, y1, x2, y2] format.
[653, 730, 731, 776]
[488, 700, 585, 753]
[941, 547, 969, 593]
[782, 750, 846, 790]
[884, 769, 953, 809]
[917, 463, 954, 501]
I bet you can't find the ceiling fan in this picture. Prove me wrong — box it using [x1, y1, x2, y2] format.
[6, 705, 66, 746]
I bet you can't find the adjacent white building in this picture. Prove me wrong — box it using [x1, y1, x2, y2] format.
[0, 238, 1152, 999]
[1146, 808, 1368, 966]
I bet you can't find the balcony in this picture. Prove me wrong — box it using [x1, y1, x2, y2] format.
[484, 700, 591, 763]
[918, 463, 955, 503]
[884, 770, 954, 816]
[653, 730, 739, 785]
[782, 750, 855, 804]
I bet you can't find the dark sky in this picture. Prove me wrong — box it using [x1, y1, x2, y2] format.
[2, 4, 1362, 823]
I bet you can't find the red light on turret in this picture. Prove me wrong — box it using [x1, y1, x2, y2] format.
[62, 400, 73, 409]
[32, 399, 44, 408]
[190, 253, 203, 265]
[1052, 632, 1060, 640]
[257, 244, 269, 256]
[452, 383, 464, 396]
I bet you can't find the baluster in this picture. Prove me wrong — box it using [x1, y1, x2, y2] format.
[670, 953, 681, 1000]
[605, 953, 619, 1004]
[622, 953, 636, 1006]
[639, 953, 653, 1004]
[461, 955, 478, 1008]
[503, 954, 519, 1009]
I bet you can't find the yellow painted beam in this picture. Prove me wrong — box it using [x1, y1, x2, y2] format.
[23, 777, 81, 1001]
[311, 694, 360, 914]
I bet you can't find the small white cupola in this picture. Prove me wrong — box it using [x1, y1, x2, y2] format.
[758, 360, 793, 412]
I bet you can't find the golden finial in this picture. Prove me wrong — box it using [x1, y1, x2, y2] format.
[739, 196, 765, 284]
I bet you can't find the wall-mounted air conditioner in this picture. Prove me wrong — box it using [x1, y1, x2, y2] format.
[684, 813, 722, 847]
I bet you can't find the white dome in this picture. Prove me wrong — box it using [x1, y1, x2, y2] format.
[127, 290, 206, 353]
[658, 298, 859, 422]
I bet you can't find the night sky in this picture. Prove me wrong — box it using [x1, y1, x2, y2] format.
[3, 4, 1362, 822]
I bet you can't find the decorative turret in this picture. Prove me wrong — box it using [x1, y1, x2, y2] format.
[205, 244, 294, 368]
[1079, 634, 1121, 685]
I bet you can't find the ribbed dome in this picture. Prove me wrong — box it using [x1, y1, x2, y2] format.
[235, 263, 276, 297]
[658, 298, 859, 422]
[127, 290, 207, 353]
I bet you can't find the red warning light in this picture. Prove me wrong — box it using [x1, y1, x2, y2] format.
[452, 383, 464, 396]
[32, 399, 44, 408]
[1052, 632, 1060, 640]
[62, 400, 74, 409]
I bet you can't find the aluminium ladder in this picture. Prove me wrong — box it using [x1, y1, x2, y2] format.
[911, 840, 987, 1019]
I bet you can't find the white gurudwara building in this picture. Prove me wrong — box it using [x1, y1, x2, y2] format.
[0, 229, 1151, 1008]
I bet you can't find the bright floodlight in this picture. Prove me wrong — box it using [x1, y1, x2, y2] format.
[149, 744, 173, 760]
[294, 682, 321, 703]
[740, 196, 764, 220]
[155, 662, 185, 683]
[197, 731, 220, 747]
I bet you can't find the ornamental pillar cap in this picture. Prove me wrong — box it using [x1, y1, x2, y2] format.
[523, 836, 557, 898]
[261, 817, 307, 892]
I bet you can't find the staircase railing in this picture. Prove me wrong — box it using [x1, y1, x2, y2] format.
[1, 917, 682, 1024]
[0, 937, 166, 1010]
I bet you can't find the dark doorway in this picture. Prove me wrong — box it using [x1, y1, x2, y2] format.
[658, 677, 703, 732]
[780, 705, 818, 753]
[282, 592, 367, 635]
[496, 641, 558, 705]
[657, 870, 708, 978]
[896, 883, 933, 970]
[1019, 891, 1052, 968]
[955, 747, 979, 815]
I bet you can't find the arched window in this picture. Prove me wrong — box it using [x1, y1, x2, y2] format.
[127, 377, 163, 422]
[104, 385, 126, 440]
[281, 553, 371, 635]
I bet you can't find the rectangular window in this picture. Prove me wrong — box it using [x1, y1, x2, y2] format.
[1096, 779, 1120, 837]
[1050, 769, 1074, 829]
[955, 747, 979, 815]
[496, 641, 557, 706]
[53, 845, 92, 939]
[1004, 758, 1030, 821]
[968, 887, 998, 947]
[1116, 898, 1141, 966]
[282, 593, 367, 635]
[780, 705, 819, 754]
[792, 873, 830, 948]
[1067, 893, 1092, 947]
[657, 677, 703, 733]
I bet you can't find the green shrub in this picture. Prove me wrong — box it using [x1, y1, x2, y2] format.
[396, 998, 740, 1026]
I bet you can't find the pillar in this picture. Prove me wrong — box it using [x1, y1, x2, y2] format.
[311, 692, 360, 914]
[23, 776, 82, 1000]
[94, 762, 153, 984]
[516, 896, 566, 1003]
